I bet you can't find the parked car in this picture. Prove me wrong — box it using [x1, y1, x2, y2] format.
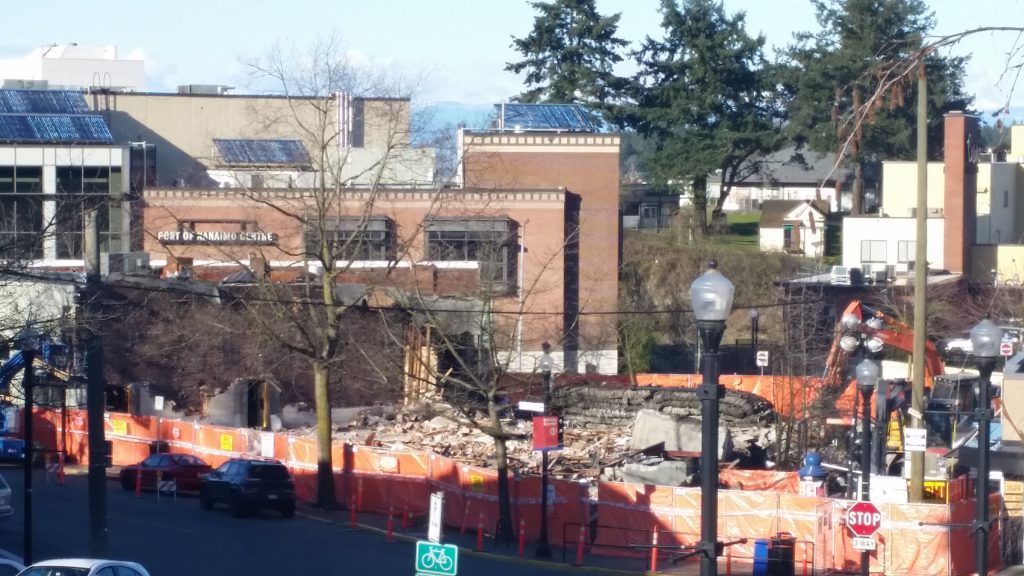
[199, 458, 295, 517]
[118, 453, 212, 493]
[0, 435, 24, 463]
[0, 474, 12, 520]
[16, 559, 150, 576]
[941, 326, 1023, 357]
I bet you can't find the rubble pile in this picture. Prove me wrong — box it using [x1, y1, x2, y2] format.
[306, 397, 776, 482]
[322, 406, 632, 479]
[551, 383, 775, 427]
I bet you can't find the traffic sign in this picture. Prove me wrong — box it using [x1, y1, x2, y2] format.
[428, 492, 444, 543]
[846, 501, 882, 537]
[415, 540, 458, 576]
[1002, 341, 1014, 357]
[755, 350, 769, 367]
[852, 536, 877, 551]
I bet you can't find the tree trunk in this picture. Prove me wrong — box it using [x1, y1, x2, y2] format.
[489, 396, 514, 544]
[313, 360, 338, 509]
[851, 160, 864, 215]
[691, 176, 709, 238]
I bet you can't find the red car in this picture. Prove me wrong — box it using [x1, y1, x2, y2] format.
[119, 453, 212, 493]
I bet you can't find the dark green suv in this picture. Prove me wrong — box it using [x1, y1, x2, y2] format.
[199, 458, 295, 517]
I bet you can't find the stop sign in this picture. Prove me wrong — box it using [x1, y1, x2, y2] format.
[847, 501, 882, 537]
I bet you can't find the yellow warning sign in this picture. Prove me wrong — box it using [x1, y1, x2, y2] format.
[469, 474, 485, 493]
[109, 420, 127, 436]
[886, 418, 903, 452]
[923, 480, 947, 502]
[220, 434, 233, 451]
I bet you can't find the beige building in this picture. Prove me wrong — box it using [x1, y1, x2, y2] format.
[85, 91, 435, 188]
[842, 113, 1024, 282]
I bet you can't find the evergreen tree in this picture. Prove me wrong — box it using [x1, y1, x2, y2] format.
[505, 0, 628, 116]
[784, 0, 970, 214]
[622, 0, 786, 234]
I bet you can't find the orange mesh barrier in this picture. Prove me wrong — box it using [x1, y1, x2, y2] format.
[720, 469, 799, 493]
[631, 374, 824, 418]
[22, 408, 1004, 574]
[349, 446, 430, 516]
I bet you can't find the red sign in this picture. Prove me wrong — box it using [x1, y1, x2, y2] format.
[1001, 341, 1014, 357]
[846, 501, 882, 537]
[532, 415, 562, 451]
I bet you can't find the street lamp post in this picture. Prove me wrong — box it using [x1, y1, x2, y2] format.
[535, 344, 554, 559]
[17, 328, 39, 565]
[749, 308, 759, 351]
[690, 260, 735, 576]
[970, 318, 1000, 576]
[855, 358, 879, 576]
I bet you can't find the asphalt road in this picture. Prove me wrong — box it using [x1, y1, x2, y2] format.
[0, 465, 585, 576]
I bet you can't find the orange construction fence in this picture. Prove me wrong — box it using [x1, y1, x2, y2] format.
[27, 407, 1002, 575]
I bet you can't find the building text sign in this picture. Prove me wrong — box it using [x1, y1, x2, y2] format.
[157, 229, 278, 245]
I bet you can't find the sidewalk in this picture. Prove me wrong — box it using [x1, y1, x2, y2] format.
[297, 502, 733, 576]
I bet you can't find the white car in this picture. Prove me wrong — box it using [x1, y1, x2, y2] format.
[16, 559, 150, 576]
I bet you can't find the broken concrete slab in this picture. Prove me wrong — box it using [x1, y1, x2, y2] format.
[629, 409, 732, 459]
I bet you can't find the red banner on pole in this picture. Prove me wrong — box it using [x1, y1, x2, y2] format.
[532, 415, 562, 451]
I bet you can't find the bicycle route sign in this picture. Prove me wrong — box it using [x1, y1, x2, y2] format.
[415, 540, 458, 576]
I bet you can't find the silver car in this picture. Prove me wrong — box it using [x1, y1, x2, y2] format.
[16, 559, 150, 576]
[0, 474, 12, 520]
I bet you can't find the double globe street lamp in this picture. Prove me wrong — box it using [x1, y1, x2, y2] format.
[689, 260, 734, 576]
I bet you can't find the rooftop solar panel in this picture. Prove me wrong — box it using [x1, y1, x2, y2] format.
[214, 139, 311, 166]
[495, 103, 597, 132]
[0, 90, 91, 114]
[0, 114, 113, 144]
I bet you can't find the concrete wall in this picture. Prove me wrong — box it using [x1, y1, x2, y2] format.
[842, 216, 945, 271]
[880, 161, 945, 218]
[977, 163, 1020, 244]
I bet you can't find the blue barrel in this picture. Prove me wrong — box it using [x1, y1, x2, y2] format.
[753, 538, 769, 576]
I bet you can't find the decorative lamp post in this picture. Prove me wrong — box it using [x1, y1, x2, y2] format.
[855, 357, 879, 576]
[749, 308, 759, 351]
[970, 318, 1001, 576]
[535, 342, 555, 559]
[689, 260, 734, 576]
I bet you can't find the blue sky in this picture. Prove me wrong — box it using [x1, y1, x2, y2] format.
[1, 0, 1021, 112]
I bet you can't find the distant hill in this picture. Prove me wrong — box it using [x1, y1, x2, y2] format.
[978, 105, 1024, 125]
[415, 102, 494, 134]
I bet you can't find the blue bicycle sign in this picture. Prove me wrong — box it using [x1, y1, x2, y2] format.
[415, 540, 458, 576]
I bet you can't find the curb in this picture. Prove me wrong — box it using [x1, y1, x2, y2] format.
[295, 508, 644, 576]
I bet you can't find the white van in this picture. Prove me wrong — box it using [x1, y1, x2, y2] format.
[830, 266, 851, 285]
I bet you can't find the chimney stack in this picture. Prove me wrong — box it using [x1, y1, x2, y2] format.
[942, 112, 980, 274]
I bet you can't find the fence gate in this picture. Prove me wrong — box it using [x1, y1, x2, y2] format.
[815, 499, 835, 574]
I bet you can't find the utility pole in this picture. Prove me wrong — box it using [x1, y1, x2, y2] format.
[83, 210, 108, 556]
[910, 61, 928, 503]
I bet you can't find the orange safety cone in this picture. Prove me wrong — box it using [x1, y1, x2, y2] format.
[386, 507, 395, 543]
[517, 518, 526, 557]
[574, 524, 586, 566]
[650, 528, 659, 573]
[134, 468, 142, 497]
[476, 514, 484, 552]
